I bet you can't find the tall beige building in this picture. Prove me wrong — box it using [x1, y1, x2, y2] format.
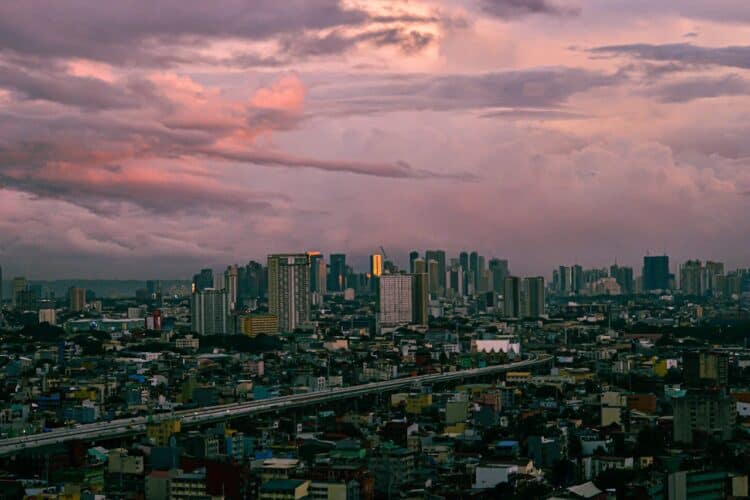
[69, 287, 86, 312]
[378, 273, 413, 326]
[268, 254, 311, 333]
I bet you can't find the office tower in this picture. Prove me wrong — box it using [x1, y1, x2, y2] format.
[11, 277, 27, 307]
[427, 259, 440, 296]
[308, 252, 326, 294]
[370, 254, 383, 277]
[571, 265, 583, 294]
[673, 391, 736, 444]
[469, 251, 479, 288]
[477, 256, 486, 292]
[610, 264, 634, 295]
[523, 277, 546, 318]
[378, 273, 413, 325]
[447, 263, 464, 297]
[224, 265, 238, 311]
[704, 261, 725, 295]
[68, 287, 86, 312]
[643, 255, 670, 291]
[192, 268, 213, 293]
[503, 276, 521, 318]
[680, 260, 703, 296]
[683, 351, 729, 388]
[328, 254, 346, 292]
[558, 266, 571, 295]
[409, 251, 420, 274]
[488, 259, 509, 293]
[239, 260, 265, 301]
[413, 258, 426, 275]
[459, 252, 469, 274]
[411, 273, 429, 326]
[0, 265, 2, 304]
[268, 253, 311, 332]
[191, 288, 228, 335]
[425, 250, 446, 295]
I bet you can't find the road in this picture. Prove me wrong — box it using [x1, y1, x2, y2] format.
[0, 354, 551, 456]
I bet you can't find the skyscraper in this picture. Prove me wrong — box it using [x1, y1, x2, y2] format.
[370, 254, 383, 277]
[704, 261, 725, 296]
[469, 251, 479, 292]
[308, 252, 326, 294]
[224, 265, 238, 311]
[488, 259, 509, 293]
[571, 265, 583, 294]
[643, 255, 670, 291]
[191, 288, 228, 335]
[610, 264, 634, 295]
[425, 250, 446, 295]
[503, 276, 521, 318]
[12, 277, 27, 308]
[328, 254, 346, 292]
[558, 266, 571, 295]
[268, 253, 311, 332]
[378, 273, 413, 326]
[413, 258, 426, 275]
[680, 260, 703, 296]
[0, 265, 3, 305]
[409, 251, 420, 274]
[427, 259, 440, 296]
[192, 268, 213, 293]
[68, 287, 86, 312]
[411, 273, 429, 326]
[523, 277, 546, 318]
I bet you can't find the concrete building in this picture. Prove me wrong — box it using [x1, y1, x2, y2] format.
[673, 390, 736, 444]
[523, 276, 545, 318]
[68, 287, 86, 312]
[38, 308, 56, 325]
[378, 274, 413, 326]
[240, 314, 279, 337]
[503, 277, 521, 318]
[268, 254, 311, 333]
[191, 288, 228, 335]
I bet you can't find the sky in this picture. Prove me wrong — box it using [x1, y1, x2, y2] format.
[1, 0, 750, 279]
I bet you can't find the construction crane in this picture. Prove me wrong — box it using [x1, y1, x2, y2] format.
[379, 246, 388, 261]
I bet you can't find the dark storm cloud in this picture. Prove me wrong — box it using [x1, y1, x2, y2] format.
[590, 43, 750, 70]
[479, 0, 580, 18]
[309, 67, 622, 115]
[0, 0, 435, 67]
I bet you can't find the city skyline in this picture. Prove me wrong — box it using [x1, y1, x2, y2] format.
[1, 1, 749, 277]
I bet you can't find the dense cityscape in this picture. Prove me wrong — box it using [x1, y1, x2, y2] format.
[0, 251, 749, 499]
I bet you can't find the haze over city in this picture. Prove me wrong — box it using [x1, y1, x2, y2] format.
[1, 0, 750, 279]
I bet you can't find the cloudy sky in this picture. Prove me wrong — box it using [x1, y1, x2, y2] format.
[1, 0, 749, 279]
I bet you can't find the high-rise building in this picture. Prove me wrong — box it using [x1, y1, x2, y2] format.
[38, 308, 56, 325]
[191, 288, 228, 335]
[503, 276, 521, 318]
[683, 351, 729, 388]
[370, 254, 383, 277]
[224, 265, 238, 312]
[476, 255, 487, 293]
[427, 259, 440, 296]
[673, 390, 736, 444]
[558, 266, 571, 295]
[11, 277, 27, 308]
[192, 268, 213, 294]
[378, 274, 413, 326]
[643, 255, 670, 291]
[328, 254, 346, 292]
[0, 265, 3, 305]
[411, 273, 429, 326]
[409, 251, 420, 274]
[571, 265, 583, 294]
[523, 277, 546, 318]
[308, 252, 326, 294]
[469, 252, 479, 291]
[704, 261, 725, 296]
[488, 259, 509, 293]
[413, 258, 426, 275]
[610, 264, 634, 295]
[268, 254, 311, 333]
[447, 263, 464, 297]
[239, 260, 266, 301]
[68, 287, 86, 312]
[680, 260, 703, 296]
[425, 250, 446, 295]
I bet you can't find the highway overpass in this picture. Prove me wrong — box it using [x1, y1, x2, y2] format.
[0, 354, 552, 457]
